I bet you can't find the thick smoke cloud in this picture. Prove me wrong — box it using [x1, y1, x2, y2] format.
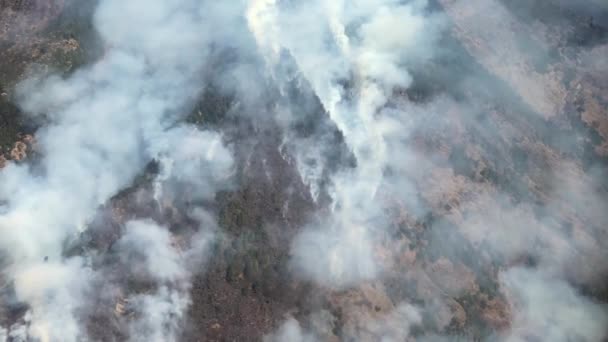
[248, 0, 444, 288]
[0, 0, 607, 340]
[116, 220, 215, 342]
[500, 267, 608, 342]
[248, 0, 608, 341]
[0, 0, 234, 340]
[264, 318, 317, 342]
[290, 218, 379, 286]
[12, 259, 91, 341]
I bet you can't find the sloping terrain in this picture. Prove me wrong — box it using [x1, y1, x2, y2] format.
[0, 1, 607, 341]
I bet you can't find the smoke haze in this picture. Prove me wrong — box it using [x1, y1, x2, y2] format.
[0, 0, 607, 341]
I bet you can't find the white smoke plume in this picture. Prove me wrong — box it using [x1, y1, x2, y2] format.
[360, 303, 422, 342]
[0, 0, 234, 340]
[115, 220, 215, 342]
[248, 0, 608, 341]
[11, 259, 92, 341]
[263, 317, 317, 342]
[0, 317, 28, 342]
[126, 287, 191, 342]
[500, 267, 608, 342]
[116, 220, 189, 283]
[1, 0, 607, 341]
[265, 302, 423, 342]
[248, 0, 444, 288]
[290, 218, 378, 286]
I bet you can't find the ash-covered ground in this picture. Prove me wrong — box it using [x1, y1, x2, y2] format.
[0, 0, 607, 341]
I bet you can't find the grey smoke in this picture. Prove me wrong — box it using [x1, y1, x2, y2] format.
[252, 0, 608, 341]
[0, 0, 606, 341]
[248, 0, 445, 288]
[0, 0, 234, 340]
[500, 267, 608, 342]
[116, 220, 215, 342]
[264, 318, 317, 342]
[290, 217, 379, 286]
[116, 220, 189, 283]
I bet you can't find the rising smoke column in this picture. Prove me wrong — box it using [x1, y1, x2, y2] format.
[249, 0, 608, 341]
[1, 0, 605, 340]
[113, 219, 217, 342]
[0, 0, 234, 340]
[247, 0, 443, 287]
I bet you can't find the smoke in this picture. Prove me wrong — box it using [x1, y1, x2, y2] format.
[116, 221, 188, 283]
[375, 305, 422, 341]
[115, 220, 214, 342]
[265, 302, 423, 342]
[0, 317, 28, 342]
[290, 217, 378, 286]
[264, 318, 317, 342]
[499, 267, 608, 342]
[251, 0, 608, 340]
[0, 0, 607, 340]
[149, 125, 234, 204]
[0, 0, 234, 340]
[11, 259, 92, 341]
[126, 287, 191, 342]
[248, 0, 444, 288]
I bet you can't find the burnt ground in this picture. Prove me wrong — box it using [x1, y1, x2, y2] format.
[1, 0, 608, 341]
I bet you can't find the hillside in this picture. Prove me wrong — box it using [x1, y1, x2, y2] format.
[0, 1, 607, 341]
